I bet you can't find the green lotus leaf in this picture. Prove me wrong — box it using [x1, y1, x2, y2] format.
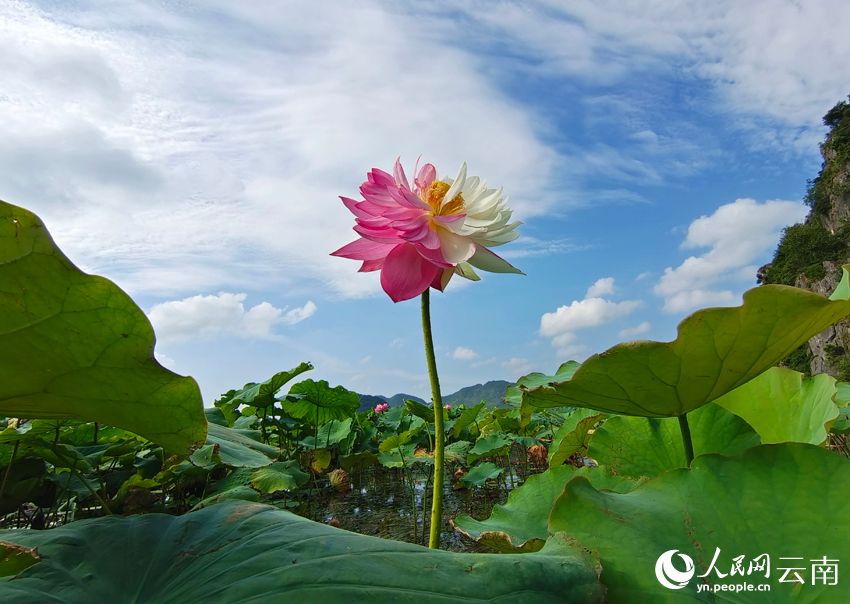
[0, 201, 207, 454]
[205, 423, 278, 468]
[189, 443, 220, 467]
[377, 443, 418, 468]
[461, 461, 504, 487]
[284, 379, 360, 424]
[452, 465, 644, 553]
[0, 500, 604, 602]
[302, 418, 355, 449]
[587, 403, 760, 479]
[404, 399, 436, 423]
[378, 428, 418, 453]
[522, 269, 850, 417]
[467, 433, 513, 464]
[0, 542, 39, 578]
[713, 367, 839, 445]
[452, 402, 487, 437]
[548, 443, 850, 603]
[338, 451, 378, 471]
[191, 486, 260, 511]
[549, 409, 605, 468]
[251, 461, 309, 494]
[444, 440, 471, 462]
[229, 363, 313, 408]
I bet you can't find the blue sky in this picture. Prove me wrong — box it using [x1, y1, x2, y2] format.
[2, 0, 846, 403]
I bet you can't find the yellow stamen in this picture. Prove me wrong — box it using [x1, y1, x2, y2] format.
[425, 180, 464, 216]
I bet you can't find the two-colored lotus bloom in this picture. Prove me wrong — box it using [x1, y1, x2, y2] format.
[331, 159, 523, 302]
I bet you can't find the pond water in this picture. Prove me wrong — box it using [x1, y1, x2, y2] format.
[287, 462, 543, 552]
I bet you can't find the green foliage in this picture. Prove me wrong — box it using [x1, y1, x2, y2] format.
[453, 465, 644, 553]
[587, 404, 760, 479]
[229, 363, 314, 408]
[713, 367, 838, 444]
[548, 409, 604, 468]
[0, 543, 39, 578]
[460, 461, 503, 487]
[521, 267, 850, 418]
[549, 444, 850, 603]
[0, 201, 207, 454]
[780, 343, 813, 375]
[284, 379, 360, 424]
[0, 501, 605, 603]
[761, 221, 846, 285]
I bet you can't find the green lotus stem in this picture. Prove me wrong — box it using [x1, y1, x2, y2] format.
[421, 289, 445, 549]
[0, 440, 19, 502]
[678, 414, 694, 465]
[54, 447, 112, 515]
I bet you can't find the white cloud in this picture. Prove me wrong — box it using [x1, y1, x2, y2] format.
[437, 0, 850, 149]
[0, 1, 562, 301]
[654, 198, 807, 312]
[155, 353, 176, 370]
[471, 357, 497, 368]
[452, 346, 478, 360]
[636, 272, 651, 281]
[556, 344, 590, 361]
[662, 290, 738, 314]
[540, 297, 642, 337]
[389, 338, 404, 348]
[586, 277, 615, 298]
[147, 293, 315, 342]
[501, 357, 534, 377]
[618, 322, 652, 339]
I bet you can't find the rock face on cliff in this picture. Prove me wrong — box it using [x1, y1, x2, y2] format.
[759, 97, 850, 378]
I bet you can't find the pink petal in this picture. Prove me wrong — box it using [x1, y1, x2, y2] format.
[393, 158, 410, 190]
[380, 242, 441, 302]
[388, 185, 432, 211]
[330, 237, 395, 261]
[415, 243, 453, 268]
[359, 257, 385, 272]
[433, 214, 465, 224]
[416, 163, 437, 193]
[353, 224, 403, 244]
[381, 206, 424, 221]
[430, 268, 454, 291]
[368, 169, 395, 187]
[341, 196, 372, 219]
[361, 182, 396, 207]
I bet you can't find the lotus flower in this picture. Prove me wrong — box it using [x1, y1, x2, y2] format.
[331, 158, 523, 302]
[444, 405, 452, 410]
[374, 403, 389, 413]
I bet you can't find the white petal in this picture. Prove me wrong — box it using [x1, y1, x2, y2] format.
[437, 227, 475, 264]
[442, 162, 467, 209]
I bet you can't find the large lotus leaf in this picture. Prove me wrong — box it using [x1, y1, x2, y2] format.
[713, 367, 839, 445]
[250, 461, 309, 494]
[452, 465, 644, 554]
[0, 500, 604, 603]
[205, 423, 278, 468]
[452, 402, 486, 438]
[506, 361, 580, 408]
[229, 363, 313, 408]
[467, 433, 513, 464]
[0, 201, 206, 454]
[549, 443, 850, 603]
[461, 461, 504, 487]
[0, 542, 39, 578]
[549, 409, 605, 468]
[587, 403, 760, 479]
[284, 379, 360, 424]
[522, 269, 850, 417]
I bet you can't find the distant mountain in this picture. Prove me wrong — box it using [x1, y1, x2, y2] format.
[444, 380, 512, 408]
[356, 380, 510, 412]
